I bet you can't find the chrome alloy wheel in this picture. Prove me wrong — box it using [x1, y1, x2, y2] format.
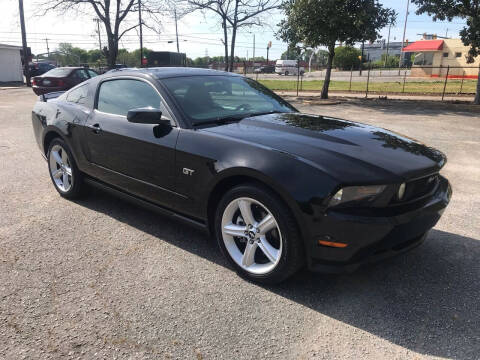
[221, 197, 282, 275]
[49, 144, 73, 192]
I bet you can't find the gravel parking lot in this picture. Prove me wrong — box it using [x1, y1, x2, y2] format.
[1, 87, 479, 359]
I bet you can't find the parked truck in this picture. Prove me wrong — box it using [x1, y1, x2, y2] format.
[275, 59, 305, 76]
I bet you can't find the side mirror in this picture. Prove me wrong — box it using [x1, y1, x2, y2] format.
[127, 107, 169, 126]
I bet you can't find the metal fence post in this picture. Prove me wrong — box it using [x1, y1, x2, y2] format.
[402, 70, 407, 93]
[460, 70, 465, 94]
[349, 65, 353, 92]
[442, 65, 450, 101]
[296, 61, 300, 96]
[365, 64, 371, 98]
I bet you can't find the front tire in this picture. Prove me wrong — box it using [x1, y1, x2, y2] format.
[47, 138, 84, 199]
[215, 183, 304, 284]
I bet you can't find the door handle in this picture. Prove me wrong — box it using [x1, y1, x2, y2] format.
[86, 123, 102, 134]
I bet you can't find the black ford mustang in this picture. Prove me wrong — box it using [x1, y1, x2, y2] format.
[31, 68, 451, 284]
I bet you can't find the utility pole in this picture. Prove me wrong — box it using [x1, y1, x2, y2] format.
[174, 8, 180, 53]
[399, 0, 410, 72]
[253, 34, 255, 61]
[138, 0, 143, 66]
[93, 18, 102, 52]
[18, 0, 30, 86]
[45, 37, 50, 57]
[267, 41, 272, 64]
[384, 23, 392, 68]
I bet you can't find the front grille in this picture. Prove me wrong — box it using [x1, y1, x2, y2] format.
[394, 174, 439, 203]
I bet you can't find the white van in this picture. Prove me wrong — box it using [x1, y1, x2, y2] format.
[275, 60, 305, 76]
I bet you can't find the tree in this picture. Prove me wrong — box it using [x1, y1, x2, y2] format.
[277, 0, 395, 98]
[179, 0, 281, 71]
[333, 46, 361, 70]
[38, 0, 163, 68]
[412, 0, 480, 104]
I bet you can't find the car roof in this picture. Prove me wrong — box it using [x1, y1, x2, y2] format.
[107, 67, 240, 79]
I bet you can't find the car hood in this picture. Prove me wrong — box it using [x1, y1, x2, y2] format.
[202, 112, 446, 183]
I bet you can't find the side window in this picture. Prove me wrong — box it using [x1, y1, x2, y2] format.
[66, 84, 89, 105]
[72, 69, 89, 81]
[97, 79, 162, 117]
[87, 70, 97, 78]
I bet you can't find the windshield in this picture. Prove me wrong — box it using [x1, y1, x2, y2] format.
[43, 68, 72, 77]
[161, 75, 296, 125]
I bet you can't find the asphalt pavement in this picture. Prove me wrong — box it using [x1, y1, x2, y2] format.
[1, 87, 479, 359]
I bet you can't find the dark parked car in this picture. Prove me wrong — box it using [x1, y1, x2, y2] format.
[27, 62, 56, 77]
[254, 65, 275, 74]
[31, 68, 451, 284]
[32, 67, 98, 95]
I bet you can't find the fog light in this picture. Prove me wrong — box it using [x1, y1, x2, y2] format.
[398, 183, 406, 200]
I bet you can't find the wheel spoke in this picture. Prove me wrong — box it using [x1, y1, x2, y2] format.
[62, 173, 69, 189]
[258, 237, 279, 263]
[52, 169, 63, 179]
[61, 149, 68, 163]
[241, 241, 258, 267]
[238, 199, 255, 225]
[64, 166, 72, 176]
[257, 214, 276, 235]
[52, 150, 63, 166]
[223, 223, 247, 238]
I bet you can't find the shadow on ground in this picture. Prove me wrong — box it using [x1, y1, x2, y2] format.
[76, 189, 480, 359]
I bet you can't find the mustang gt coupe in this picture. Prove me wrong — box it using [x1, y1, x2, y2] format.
[31, 68, 451, 284]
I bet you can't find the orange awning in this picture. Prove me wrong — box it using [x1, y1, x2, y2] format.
[402, 40, 444, 52]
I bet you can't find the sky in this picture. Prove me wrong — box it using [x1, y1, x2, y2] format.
[0, 0, 468, 61]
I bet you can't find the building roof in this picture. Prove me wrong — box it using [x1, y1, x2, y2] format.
[402, 40, 444, 52]
[0, 43, 22, 50]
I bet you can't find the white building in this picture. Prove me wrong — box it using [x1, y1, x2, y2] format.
[0, 44, 23, 83]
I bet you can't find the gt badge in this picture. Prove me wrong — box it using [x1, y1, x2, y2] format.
[183, 168, 195, 176]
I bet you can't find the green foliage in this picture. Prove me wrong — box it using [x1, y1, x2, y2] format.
[370, 54, 400, 68]
[47, 43, 154, 68]
[277, 0, 396, 50]
[333, 46, 361, 70]
[277, 0, 396, 98]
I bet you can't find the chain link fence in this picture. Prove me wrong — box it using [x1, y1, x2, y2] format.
[246, 65, 479, 101]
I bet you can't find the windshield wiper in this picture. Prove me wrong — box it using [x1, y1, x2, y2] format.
[193, 115, 246, 127]
[246, 110, 286, 117]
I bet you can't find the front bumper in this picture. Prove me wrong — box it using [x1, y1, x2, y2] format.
[308, 176, 452, 273]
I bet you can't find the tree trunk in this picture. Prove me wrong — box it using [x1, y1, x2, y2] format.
[321, 45, 335, 99]
[106, 36, 118, 68]
[229, 25, 237, 72]
[474, 66, 480, 105]
[222, 18, 229, 72]
[228, 0, 239, 72]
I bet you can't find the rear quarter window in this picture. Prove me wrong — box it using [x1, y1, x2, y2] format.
[66, 84, 89, 105]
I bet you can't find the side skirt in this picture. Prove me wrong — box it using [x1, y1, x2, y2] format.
[84, 177, 209, 233]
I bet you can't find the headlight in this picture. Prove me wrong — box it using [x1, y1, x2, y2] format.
[329, 185, 386, 207]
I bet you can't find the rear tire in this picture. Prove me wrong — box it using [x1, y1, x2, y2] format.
[284, 71, 289, 76]
[215, 183, 304, 284]
[47, 138, 85, 199]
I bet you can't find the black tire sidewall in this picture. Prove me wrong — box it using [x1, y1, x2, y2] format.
[47, 138, 83, 199]
[214, 184, 303, 284]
